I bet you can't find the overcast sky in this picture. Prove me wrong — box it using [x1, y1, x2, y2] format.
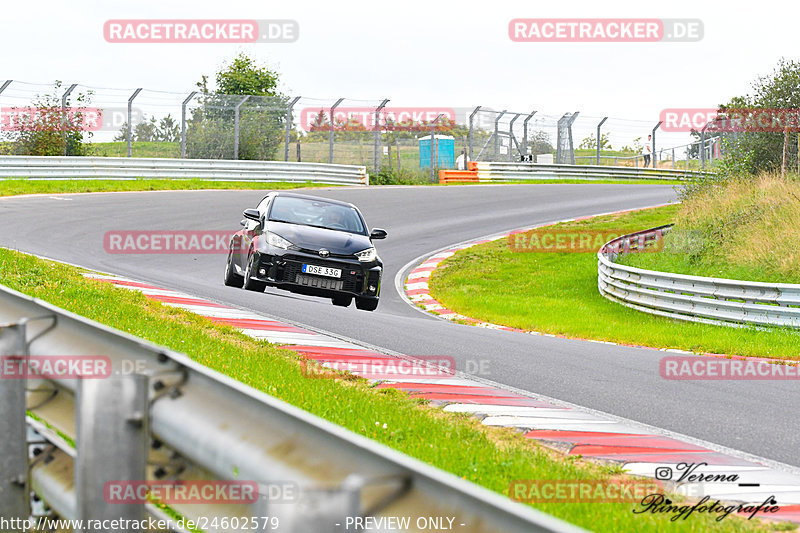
[1, 0, 795, 148]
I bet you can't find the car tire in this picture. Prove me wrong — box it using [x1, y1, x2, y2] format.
[331, 294, 352, 307]
[243, 252, 267, 292]
[355, 298, 379, 311]
[223, 246, 244, 288]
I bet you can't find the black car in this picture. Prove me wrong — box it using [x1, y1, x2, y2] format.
[224, 192, 387, 311]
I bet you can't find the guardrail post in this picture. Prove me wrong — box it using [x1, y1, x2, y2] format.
[468, 106, 481, 160]
[180, 91, 197, 159]
[284, 97, 301, 162]
[328, 98, 344, 164]
[61, 83, 78, 156]
[126, 88, 143, 158]
[373, 99, 389, 172]
[76, 374, 148, 527]
[0, 323, 29, 520]
[493, 110, 506, 160]
[596, 117, 608, 164]
[522, 111, 536, 159]
[651, 121, 662, 168]
[234, 95, 251, 160]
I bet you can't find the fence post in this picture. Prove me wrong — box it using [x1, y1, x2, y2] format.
[61, 83, 78, 156]
[373, 99, 389, 172]
[328, 98, 344, 164]
[284, 96, 300, 162]
[672, 148, 675, 169]
[126, 88, 142, 158]
[430, 114, 444, 182]
[596, 117, 608, 165]
[700, 125, 707, 170]
[522, 111, 536, 158]
[556, 112, 579, 165]
[76, 374, 149, 527]
[234, 95, 250, 160]
[0, 323, 29, 520]
[468, 106, 481, 161]
[0, 80, 12, 97]
[508, 114, 521, 161]
[651, 121, 662, 168]
[494, 110, 507, 160]
[180, 91, 197, 159]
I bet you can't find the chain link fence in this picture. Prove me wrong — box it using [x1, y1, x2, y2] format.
[2, 79, 777, 176]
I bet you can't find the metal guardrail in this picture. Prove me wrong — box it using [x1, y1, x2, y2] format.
[598, 225, 800, 328]
[0, 156, 369, 185]
[471, 161, 711, 181]
[0, 283, 583, 533]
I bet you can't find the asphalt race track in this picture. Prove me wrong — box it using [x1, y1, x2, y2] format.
[1, 184, 796, 469]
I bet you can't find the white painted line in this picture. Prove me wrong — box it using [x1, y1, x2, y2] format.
[378, 378, 488, 387]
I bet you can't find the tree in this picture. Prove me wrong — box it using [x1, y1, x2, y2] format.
[2, 81, 95, 156]
[188, 53, 288, 160]
[114, 114, 180, 143]
[528, 130, 554, 155]
[718, 58, 800, 174]
[578, 133, 611, 150]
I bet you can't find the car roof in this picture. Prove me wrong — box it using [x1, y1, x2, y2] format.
[270, 191, 357, 209]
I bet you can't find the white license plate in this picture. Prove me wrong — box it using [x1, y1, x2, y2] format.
[302, 264, 341, 278]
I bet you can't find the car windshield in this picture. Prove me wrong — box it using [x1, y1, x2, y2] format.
[268, 196, 366, 234]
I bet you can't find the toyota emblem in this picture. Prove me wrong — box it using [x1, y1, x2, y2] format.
[319, 249, 330, 258]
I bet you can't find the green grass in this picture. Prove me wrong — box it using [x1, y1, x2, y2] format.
[0, 179, 336, 197]
[622, 173, 800, 284]
[0, 249, 783, 532]
[93, 141, 180, 158]
[428, 204, 800, 360]
[621, 245, 800, 285]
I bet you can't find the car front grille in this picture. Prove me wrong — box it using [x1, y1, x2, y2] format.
[277, 257, 363, 293]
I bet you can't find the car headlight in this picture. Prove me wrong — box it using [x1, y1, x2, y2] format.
[266, 232, 295, 250]
[355, 247, 377, 262]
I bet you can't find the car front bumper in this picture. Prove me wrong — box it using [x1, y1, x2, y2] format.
[251, 249, 381, 300]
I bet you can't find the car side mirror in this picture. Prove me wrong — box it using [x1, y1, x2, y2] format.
[243, 209, 260, 222]
[370, 228, 387, 240]
[240, 220, 247, 227]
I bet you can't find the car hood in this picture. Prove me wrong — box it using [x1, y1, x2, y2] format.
[267, 222, 372, 255]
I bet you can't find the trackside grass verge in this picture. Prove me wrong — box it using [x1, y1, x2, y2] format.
[0, 179, 336, 197]
[427, 204, 800, 360]
[621, 173, 800, 284]
[0, 249, 784, 532]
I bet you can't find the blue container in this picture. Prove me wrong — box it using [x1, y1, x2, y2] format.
[419, 135, 455, 168]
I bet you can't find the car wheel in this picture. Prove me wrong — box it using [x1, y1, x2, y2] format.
[223, 246, 244, 288]
[331, 294, 352, 307]
[243, 252, 267, 292]
[355, 298, 379, 311]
